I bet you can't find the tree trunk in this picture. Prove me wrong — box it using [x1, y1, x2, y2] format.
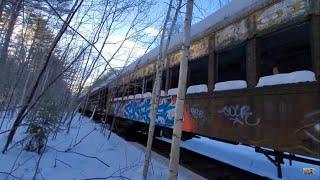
[0, 0, 7, 22]
[19, 19, 43, 108]
[168, 0, 193, 179]
[108, 84, 128, 140]
[2, 0, 83, 154]
[0, 0, 22, 64]
[143, 0, 182, 178]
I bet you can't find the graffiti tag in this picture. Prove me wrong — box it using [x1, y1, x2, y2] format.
[218, 105, 260, 126]
[190, 107, 205, 119]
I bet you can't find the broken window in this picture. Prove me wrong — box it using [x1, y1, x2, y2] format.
[126, 83, 134, 96]
[145, 74, 154, 92]
[161, 72, 166, 91]
[134, 78, 143, 94]
[169, 65, 180, 89]
[216, 44, 246, 82]
[115, 86, 124, 97]
[259, 22, 312, 77]
[188, 56, 208, 86]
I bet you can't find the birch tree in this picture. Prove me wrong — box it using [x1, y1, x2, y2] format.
[143, 0, 183, 178]
[168, 0, 193, 179]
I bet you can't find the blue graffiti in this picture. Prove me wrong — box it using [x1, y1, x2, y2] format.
[114, 97, 175, 127]
[139, 99, 151, 123]
[157, 98, 175, 127]
[124, 99, 151, 123]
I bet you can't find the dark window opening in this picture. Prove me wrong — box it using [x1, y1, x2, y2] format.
[169, 65, 180, 89]
[259, 22, 312, 77]
[101, 88, 108, 107]
[145, 75, 154, 92]
[188, 56, 208, 86]
[134, 79, 143, 94]
[115, 87, 123, 97]
[217, 44, 246, 82]
[161, 72, 166, 91]
[127, 83, 135, 95]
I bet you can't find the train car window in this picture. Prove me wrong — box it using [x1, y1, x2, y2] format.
[216, 44, 246, 82]
[161, 72, 166, 91]
[127, 83, 135, 95]
[101, 88, 108, 107]
[116, 87, 123, 97]
[259, 22, 312, 77]
[188, 56, 208, 86]
[145, 75, 154, 92]
[170, 65, 180, 89]
[134, 79, 143, 94]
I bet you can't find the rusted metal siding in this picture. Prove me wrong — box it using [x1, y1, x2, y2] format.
[214, 0, 310, 50]
[311, 15, 320, 81]
[183, 83, 320, 158]
[215, 19, 250, 50]
[110, 83, 320, 158]
[246, 38, 259, 87]
[167, 50, 182, 68]
[189, 38, 209, 60]
[207, 34, 215, 92]
[166, 37, 209, 68]
[255, 0, 309, 31]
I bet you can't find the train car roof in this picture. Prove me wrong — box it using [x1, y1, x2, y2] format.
[85, 0, 270, 96]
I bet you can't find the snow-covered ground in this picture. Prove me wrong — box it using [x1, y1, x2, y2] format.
[159, 136, 320, 180]
[0, 114, 203, 180]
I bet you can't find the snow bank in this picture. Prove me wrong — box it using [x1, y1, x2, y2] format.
[161, 90, 166, 96]
[135, 94, 142, 99]
[257, 70, 316, 87]
[168, 88, 178, 96]
[214, 80, 247, 91]
[187, 84, 208, 94]
[128, 95, 135, 100]
[114, 97, 122, 101]
[143, 92, 152, 98]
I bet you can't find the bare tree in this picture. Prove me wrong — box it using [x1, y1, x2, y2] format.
[143, 0, 183, 178]
[0, 0, 8, 22]
[168, 0, 193, 179]
[2, 0, 84, 154]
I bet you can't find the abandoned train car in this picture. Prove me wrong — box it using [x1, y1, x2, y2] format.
[81, 0, 320, 160]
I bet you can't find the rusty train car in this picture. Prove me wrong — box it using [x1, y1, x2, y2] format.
[81, 0, 320, 174]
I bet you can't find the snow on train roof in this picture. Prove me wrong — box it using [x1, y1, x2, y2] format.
[87, 0, 268, 95]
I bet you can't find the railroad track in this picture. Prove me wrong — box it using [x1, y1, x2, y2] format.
[116, 129, 267, 180]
